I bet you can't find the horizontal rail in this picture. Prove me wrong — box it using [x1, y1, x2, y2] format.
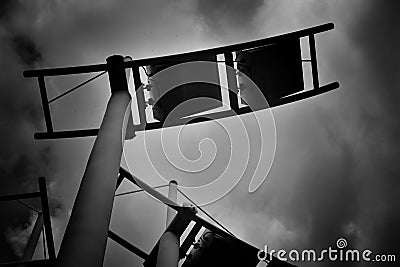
[34, 128, 99, 139]
[48, 71, 107, 104]
[129, 23, 334, 67]
[270, 81, 339, 107]
[33, 82, 339, 140]
[24, 23, 334, 78]
[0, 259, 54, 267]
[118, 167, 183, 212]
[108, 230, 148, 260]
[0, 192, 41, 201]
[24, 63, 107, 77]
[115, 184, 168, 197]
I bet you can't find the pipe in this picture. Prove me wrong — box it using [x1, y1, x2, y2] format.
[156, 232, 179, 267]
[166, 180, 178, 227]
[56, 55, 132, 267]
[22, 213, 44, 260]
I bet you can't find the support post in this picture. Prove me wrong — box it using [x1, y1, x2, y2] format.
[156, 180, 179, 267]
[22, 213, 44, 260]
[39, 177, 56, 260]
[132, 66, 147, 129]
[38, 76, 53, 132]
[224, 52, 239, 112]
[56, 55, 132, 267]
[166, 180, 178, 227]
[156, 232, 179, 267]
[309, 34, 319, 89]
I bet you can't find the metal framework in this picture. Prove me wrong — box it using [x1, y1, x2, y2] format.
[0, 172, 297, 267]
[18, 22, 341, 267]
[0, 177, 56, 267]
[23, 22, 339, 140]
[110, 167, 296, 267]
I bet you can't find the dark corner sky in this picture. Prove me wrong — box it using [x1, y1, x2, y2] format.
[0, 1, 399, 266]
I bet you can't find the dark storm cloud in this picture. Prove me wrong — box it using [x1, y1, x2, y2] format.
[276, 0, 400, 262]
[0, 0, 18, 21]
[0, 4, 62, 262]
[11, 34, 42, 67]
[213, 1, 399, 266]
[195, 0, 265, 37]
[349, 0, 400, 126]
[341, 0, 400, 258]
[292, 1, 400, 260]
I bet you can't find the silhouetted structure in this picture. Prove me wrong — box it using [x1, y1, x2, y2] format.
[23, 22, 338, 140]
[0, 177, 55, 266]
[17, 22, 340, 266]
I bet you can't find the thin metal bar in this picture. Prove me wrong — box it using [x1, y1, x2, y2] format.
[24, 63, 107, 77]
[42, 227, 47, 259]
[24, 23, 334, 78]
[179, 222, 202, 259]
[115, 188, 144, 196]
[38, 76, 53, 132]
[22, 213, 44, 260]
[115, 184, 168, 197]
[128, 22, 334, 67]
[38, 177, 56, 260]
[270, 82, 339, 107]
[48, 71, 107, 104]
[34, 128, 99, 139]
[0, 192, 41, 201]
[309, 34, 319, 89]
[224, 52, 239, 112]
[116, 173, 124, 190]
[177, 188, 235, 237]
[0, 259, 55, 267]
[118, 167, 183, 212]
[132, 67, 147, 127]
[16, 199, 41, 213]
[108, 230, 148, 260]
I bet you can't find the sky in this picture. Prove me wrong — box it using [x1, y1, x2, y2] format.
[0, 0, 399, 266]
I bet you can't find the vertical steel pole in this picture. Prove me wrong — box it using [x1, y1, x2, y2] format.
[22, 213, 44, 260]
[39, 176, 56, 260]
[38, 76, 53, 132]
[309, 34, 320, 89]
[156, 232, 180, 267]
[157, 180, 179, 267]
[56, 55, 132, 267]
[166, 180, 178, 227]
[224, 52, 239, 112]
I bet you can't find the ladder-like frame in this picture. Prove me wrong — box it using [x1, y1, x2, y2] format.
[23, 22, 339, 140]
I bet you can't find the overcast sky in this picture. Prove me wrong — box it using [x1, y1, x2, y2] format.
[0, 1, 399, 266]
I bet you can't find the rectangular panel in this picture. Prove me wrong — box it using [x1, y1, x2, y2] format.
[236, 39, 304, 104]
[146, 54, 222, 122]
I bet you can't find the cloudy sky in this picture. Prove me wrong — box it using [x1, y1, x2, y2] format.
[0, 0, 399, 266]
